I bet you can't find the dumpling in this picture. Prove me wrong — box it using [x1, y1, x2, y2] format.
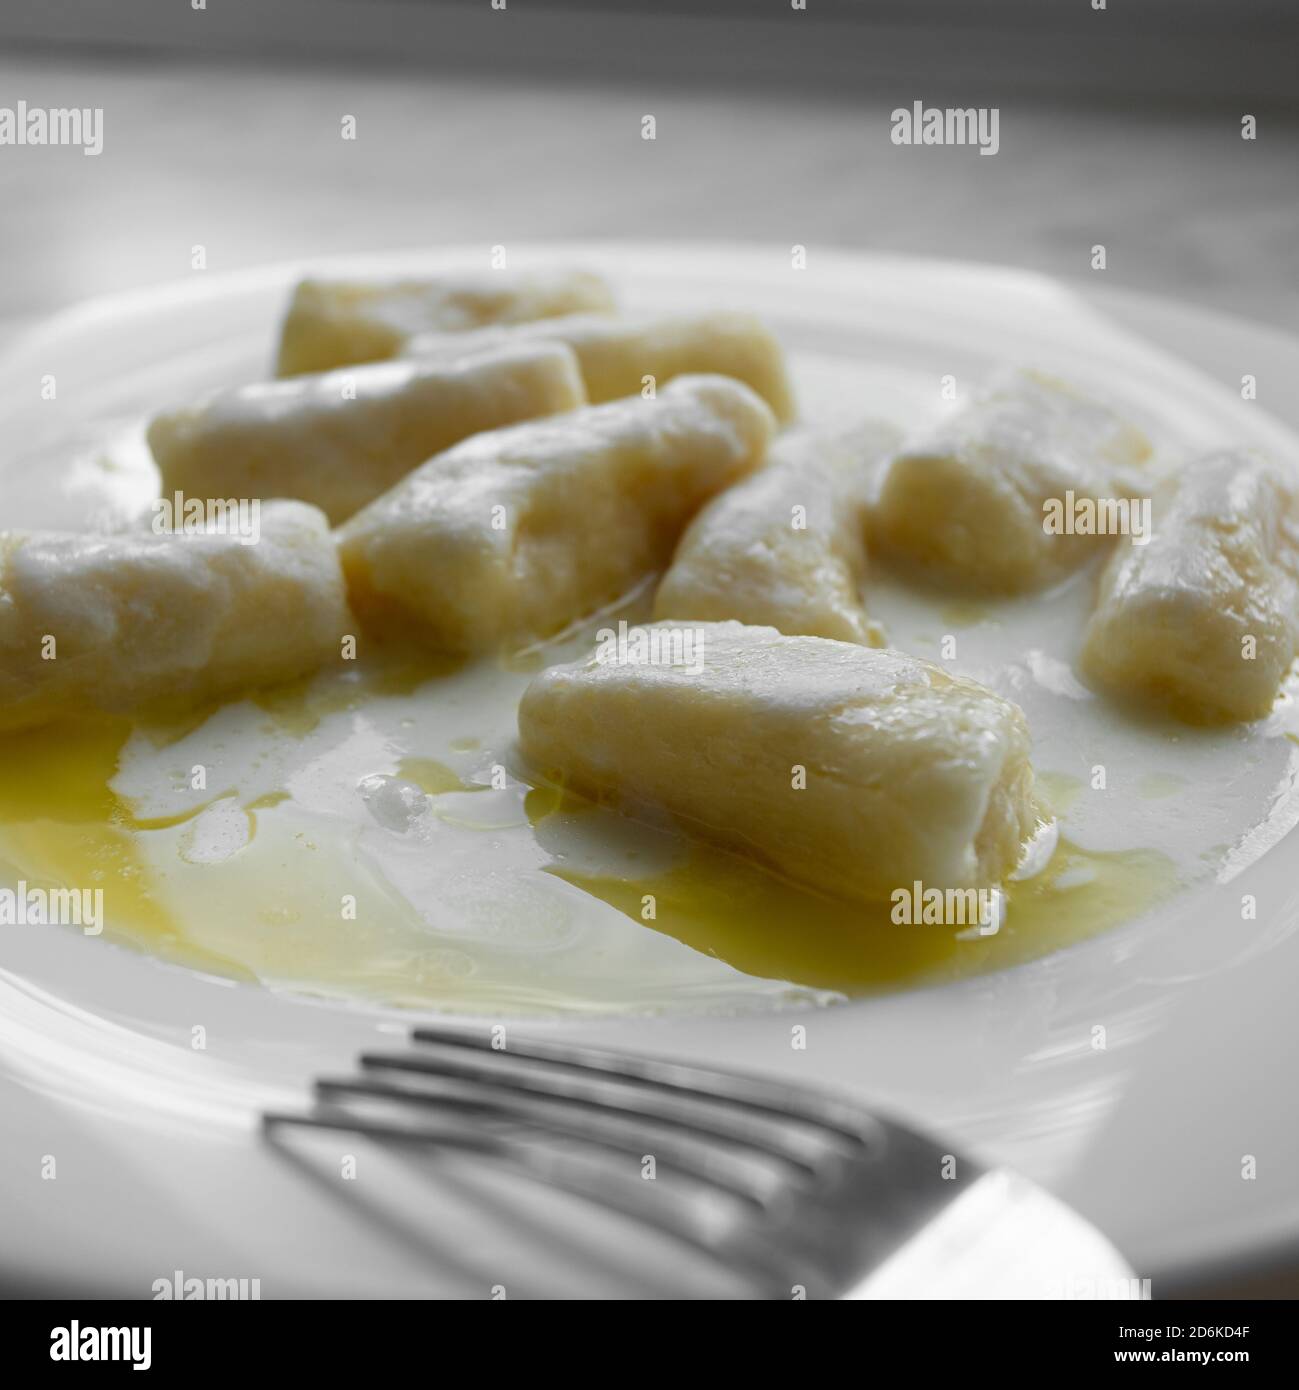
[872, 370, 1151, 592]
[0, 501, 351, 730]
[149, 342, 585, 525]
[652, 423, 897, 644]
[407, 311, 795, 423]
[336, 376, 775, 652]
[518, 621, 1038, 903]
[276, 268, 615, 376]
[1081, 449, 1299, 723]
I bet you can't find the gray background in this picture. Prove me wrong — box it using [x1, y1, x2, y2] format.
[0, 0, 1296, 332]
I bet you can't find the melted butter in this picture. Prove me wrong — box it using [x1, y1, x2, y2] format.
[398, 756, 478, 795]
[549, 828, 1176, 994]
[0, 653, 1184, 1013]
[0, 710, 467, 1001]
[0, 718, 253, 978]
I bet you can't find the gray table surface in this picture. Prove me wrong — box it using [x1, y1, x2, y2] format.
[2, 48, 1296, 336]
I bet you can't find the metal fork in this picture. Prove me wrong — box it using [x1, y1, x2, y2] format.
[263, 1025, 1137, 1299]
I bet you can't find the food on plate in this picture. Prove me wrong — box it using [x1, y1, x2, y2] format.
[337, 375, 775, 651]
[652, 423, 897, 644]
[1081, 449, 1299, 723]
[872, 370, 1152, 592]
[406, 311, 796, 422]
[518, 620, 1038, 904]
[276, 268, 616, 376]
[0, 501, 350, 731]
[3, 250, 1272, 1015]
[148, 342, 586, 526]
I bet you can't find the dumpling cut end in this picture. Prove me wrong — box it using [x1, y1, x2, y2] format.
[872, 370, 1152, 593]
[1081, 449, 1299, 724]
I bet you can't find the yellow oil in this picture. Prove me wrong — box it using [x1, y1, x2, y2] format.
[398, 757, 477, 795]
[0, 717, 250, 977]
[0, 664, 1179, 1010]
[550, 829, 1175, 994]
[527, 779, 1176, 994]
[519, 771, 1180, 992]
[0, 707, 470, 1001]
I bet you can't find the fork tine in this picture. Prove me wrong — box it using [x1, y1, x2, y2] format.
[410, 1024, 881, 1143]
[263, 1106, 500, 1155]
[360, 1047, 846, 1173]
[316, 1075, 802, 1207]
[263, 1103, 792, 1292]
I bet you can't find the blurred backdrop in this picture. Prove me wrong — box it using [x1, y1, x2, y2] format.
[0, 0, 1296, 329]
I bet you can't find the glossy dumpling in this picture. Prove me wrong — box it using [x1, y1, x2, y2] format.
[518, 621, 1038, 903]
[872, 370, 1151, 592]
[1081, 449, 1299, 723]
[653, 423, 898, 644]
[407, 311, 796, 423]
[337, 376, 776, 652]
[0, 501, 351, 730]
[149, 342, 586, 526]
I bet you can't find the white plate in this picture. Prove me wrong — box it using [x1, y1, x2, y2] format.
[2, 243, 1299, 1298]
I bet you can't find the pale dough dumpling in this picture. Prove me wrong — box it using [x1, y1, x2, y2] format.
[0, 501, 351, 731]
[652, 423, 898, 644]
[517, 621, 1038, 903]
[337, 376, 775, 653]
[148, 341, 586, 526]
[1081, 449, 1299, 724]
[406, 312, 796, 423]
[276, 268, 615, 376]
[872, 370, 1151, 592]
